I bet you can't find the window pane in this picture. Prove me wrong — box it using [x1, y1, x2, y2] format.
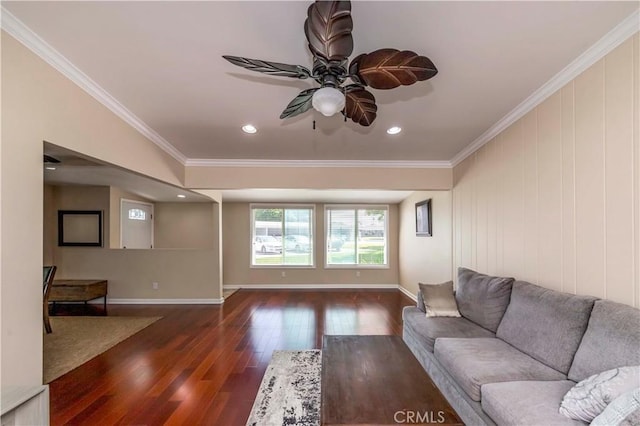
[252, 206, 313, 267]
[357, 209, 386, 265]
[326, 209, 356, 264]
[326, 207, 387, 266]
[128, 208, 146, 220]
[283, 209, 313, 265]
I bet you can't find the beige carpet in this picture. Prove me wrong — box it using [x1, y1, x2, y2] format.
[43, 316, 160, 384]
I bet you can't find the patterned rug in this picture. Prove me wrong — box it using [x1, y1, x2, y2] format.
[246, 350, 321, 426]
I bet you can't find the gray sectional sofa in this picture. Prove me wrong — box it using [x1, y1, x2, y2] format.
[402, 267, 640, 425]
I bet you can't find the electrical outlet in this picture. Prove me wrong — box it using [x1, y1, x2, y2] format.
[152, 282, 159, 290]
[356, 271, 361, 277]
[281, 271, 286, 278]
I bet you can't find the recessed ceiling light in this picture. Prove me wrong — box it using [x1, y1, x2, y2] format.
[387, 126, 402, 135]
[177, 194, 186, 199]
[242, 124, 257, 134]
[45, 166, 56, 170]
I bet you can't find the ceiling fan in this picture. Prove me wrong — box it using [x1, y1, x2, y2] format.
[223, 0, 437, 127]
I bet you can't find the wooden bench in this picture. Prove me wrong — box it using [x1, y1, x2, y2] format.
[50, 279, 108, 314]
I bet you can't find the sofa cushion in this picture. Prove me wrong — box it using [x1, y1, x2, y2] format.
[455, 267, 514, 332]
[419, 281, 461, 317]
[568, 300, 640, 382]
[433, 338, 566, 402]
[416, 289, 426, 312]
[495, 281, 596, 374]
[402, 306, 494, 352]
[482, 381, 585, 426]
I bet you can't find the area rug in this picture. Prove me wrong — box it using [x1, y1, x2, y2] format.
[246, 350, 321, 426]
[43, 316, 160, 384]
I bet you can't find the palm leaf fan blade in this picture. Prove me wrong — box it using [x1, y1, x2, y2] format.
[222, 55, 311, 79]
[280, 88, 318, 119]
[350, 49, 437, 90]
[345, 88, 377, 126]
[304, 1, 353, 63]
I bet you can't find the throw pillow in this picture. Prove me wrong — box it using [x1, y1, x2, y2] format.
[455, 267, 514, 332]
[559, 366, 640, 422]
[418, 281, 461, 318]
[591, 388, 640, 426]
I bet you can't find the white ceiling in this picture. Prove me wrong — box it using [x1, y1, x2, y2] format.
[5, 1, 638, 162]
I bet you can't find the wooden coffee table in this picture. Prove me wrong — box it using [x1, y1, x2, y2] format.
[322, 335, 462, 425]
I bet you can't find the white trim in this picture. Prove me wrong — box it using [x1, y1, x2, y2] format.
[398, 285, 418, 302]
[0, 7, 187, 165]
[222, 284, 399, 290]
[451, 10, 640, 167]
[109, 298, 224, 304]
[185, 159, 452, 169]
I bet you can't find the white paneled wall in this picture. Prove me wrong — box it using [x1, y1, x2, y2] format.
[453, 34, 639, 308]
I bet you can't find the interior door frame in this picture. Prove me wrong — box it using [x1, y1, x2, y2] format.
[120, 198, 155, 249]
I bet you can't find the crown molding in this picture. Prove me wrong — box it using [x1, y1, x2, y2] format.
[1, 7, 187, 165]
[450, 9, 640, 167]
[185, 159, 452, 168]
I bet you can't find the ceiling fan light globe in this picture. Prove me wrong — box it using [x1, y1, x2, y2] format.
[312, 87, 345, 117]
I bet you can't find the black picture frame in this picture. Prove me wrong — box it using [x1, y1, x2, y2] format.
[58, 210, 103, 247]
[415, 199, 432, 237]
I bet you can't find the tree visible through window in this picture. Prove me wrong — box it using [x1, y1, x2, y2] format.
[251, 205, 314, 266]
[326, 206, 388, 266]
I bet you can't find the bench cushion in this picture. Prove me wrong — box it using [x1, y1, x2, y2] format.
[482, 381, 585, 426]
[496, 281, 596, 374]
[434, 338, 566, 402]
[402, 306, 494, 353]
[455, 268, 514, 332]
[568, 300, 640, 382]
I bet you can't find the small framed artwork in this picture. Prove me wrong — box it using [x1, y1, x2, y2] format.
[415, 199, 432, 237]
[58, 210, 103, 247]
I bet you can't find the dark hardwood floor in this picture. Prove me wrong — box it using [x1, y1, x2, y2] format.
[48, 289, 414, 425]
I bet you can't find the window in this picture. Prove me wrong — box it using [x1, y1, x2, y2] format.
[251, 205, 314, 267]
[325, 205, 388, 267]
[128, 208, 146, 220]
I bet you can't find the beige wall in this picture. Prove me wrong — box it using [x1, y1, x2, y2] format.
[3, 32, 187, 387]
[186, 166, 452, 190]
[154, 202, 216, 249]
[222, 203, 399, 286]
[54, 248, 219, 300]
[43, 185, 56, 264]
[453, 34, 639, 308]
[399, 191, 453, 297]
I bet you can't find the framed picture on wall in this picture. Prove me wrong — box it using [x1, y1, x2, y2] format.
[58, 210, 103, 247]
[415, 199, 432, 237]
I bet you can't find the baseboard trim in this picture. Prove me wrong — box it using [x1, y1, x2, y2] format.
[223, 284, 399, 290]
[398, 285, 418, 302]
[108, 298, 224, 305]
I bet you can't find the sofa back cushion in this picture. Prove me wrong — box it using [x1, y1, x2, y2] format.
[496, 281, 596, 374]
[455, 268, 514, 332]
[568, 300, 640, 382]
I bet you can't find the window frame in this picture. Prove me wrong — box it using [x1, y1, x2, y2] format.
[249, 203, 316, 268]
[324, 204, 389, 269]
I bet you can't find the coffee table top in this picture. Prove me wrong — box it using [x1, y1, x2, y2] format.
[322, 335, 462, 426]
